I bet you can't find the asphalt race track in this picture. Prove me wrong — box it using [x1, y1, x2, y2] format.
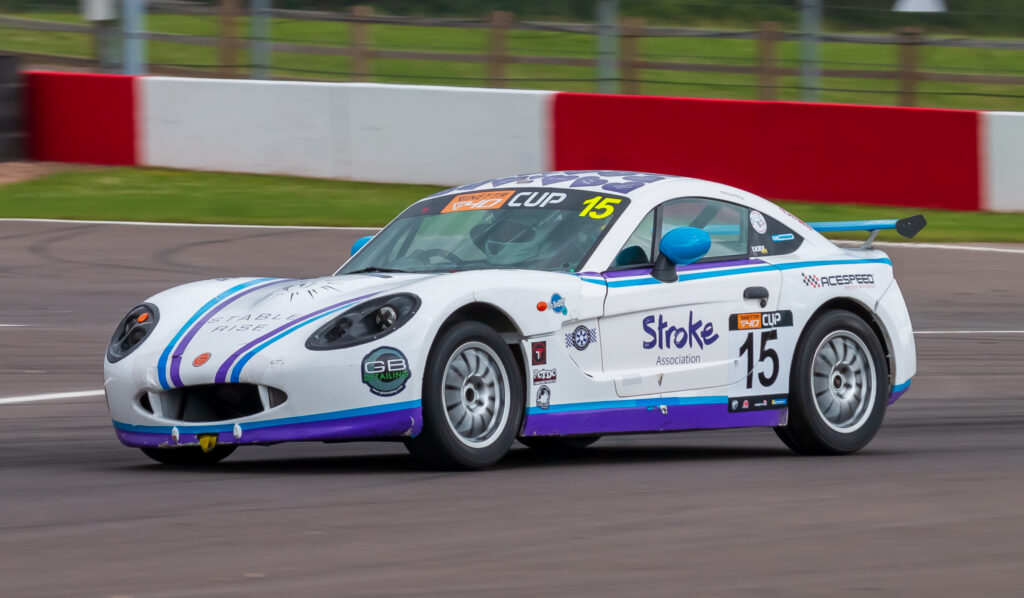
[1, 220, 1023, 597]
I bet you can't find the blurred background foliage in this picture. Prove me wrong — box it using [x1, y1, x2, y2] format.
[3, 1, 1024, 35]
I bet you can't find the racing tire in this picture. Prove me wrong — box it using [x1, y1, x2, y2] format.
[140, 445, 236, 465]
[775, 310, 888, 455]
[519, 435, 601, 452]
[406, 321, 524, 470]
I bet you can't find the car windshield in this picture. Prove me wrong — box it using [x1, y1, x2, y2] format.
[340, 188, 630, 274]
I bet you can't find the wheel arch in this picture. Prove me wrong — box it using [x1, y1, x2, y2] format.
[799, 297, 894, 386]
[434, 302, 527, 382]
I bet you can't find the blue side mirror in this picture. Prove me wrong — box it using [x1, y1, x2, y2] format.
[652, 227, 711, 283]
[351, 235, 373, 256]
[660, 227, 711, 265]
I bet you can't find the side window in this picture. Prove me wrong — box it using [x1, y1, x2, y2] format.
[660, 197, 747, 261]
[611, 210, 655, 268]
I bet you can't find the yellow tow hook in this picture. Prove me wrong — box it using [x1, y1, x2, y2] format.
[198, 434, 218, 453]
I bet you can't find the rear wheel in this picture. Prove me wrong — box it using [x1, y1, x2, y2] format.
[140, 445, 236, 465]
[405, 322, 524, 469]
[775, 310, 888, 455]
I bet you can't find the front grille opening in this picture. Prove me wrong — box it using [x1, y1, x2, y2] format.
[138, 393, 154, 414]
[161, 384, 266, 423]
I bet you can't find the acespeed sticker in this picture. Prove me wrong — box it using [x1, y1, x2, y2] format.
[442, 190, 515, 213]
[749, 211, 768, 235]
[361, 346, 411, 397]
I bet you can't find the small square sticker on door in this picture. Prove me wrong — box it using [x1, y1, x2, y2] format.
[531, 341, 547, 365]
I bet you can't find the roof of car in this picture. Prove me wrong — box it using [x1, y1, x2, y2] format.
[421, 170, 785, 216]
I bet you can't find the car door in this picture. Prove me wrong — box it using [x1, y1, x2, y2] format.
[598, 197, 783, 397]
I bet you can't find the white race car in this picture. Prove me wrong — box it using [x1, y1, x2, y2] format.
[105, 171, 924, 468]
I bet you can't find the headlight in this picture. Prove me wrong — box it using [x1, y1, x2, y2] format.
[306, 293, 421, 350]
[107, 303, 159, 363]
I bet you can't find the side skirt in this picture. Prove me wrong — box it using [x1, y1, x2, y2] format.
[521, 396, 787, 437]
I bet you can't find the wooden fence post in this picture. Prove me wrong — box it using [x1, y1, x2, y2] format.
[488, 11, 512, 88]
[898, 27, 921, 107]
[620, 17, 643, 95]
[758, 21, 779, 101]
[352, 5, 374, 82]
[219, 0, 240, 77]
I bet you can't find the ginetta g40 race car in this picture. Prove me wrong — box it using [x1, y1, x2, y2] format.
[104, 171, 924, 469]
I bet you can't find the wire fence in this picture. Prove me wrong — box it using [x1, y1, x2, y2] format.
[2, 1, 1024, 110]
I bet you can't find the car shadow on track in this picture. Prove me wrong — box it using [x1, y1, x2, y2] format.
[122, 441, 807, 475]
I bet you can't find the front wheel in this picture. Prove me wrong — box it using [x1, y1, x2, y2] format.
[406, 322, 524, 469]
[775, 310, 888, 455]
[140, 445, 236, 466]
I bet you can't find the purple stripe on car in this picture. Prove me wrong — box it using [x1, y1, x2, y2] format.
[168, 279, 289, 388]
[115, 407, 421, 448]
[520, 402, 786, 437]
[214, 292, 379, 383]
[888, 388, 909, 405]
[603, 258, 766, 279]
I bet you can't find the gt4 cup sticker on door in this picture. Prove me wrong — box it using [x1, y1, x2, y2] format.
[727, 311, 794, 399]
[361, 346, 411, 397]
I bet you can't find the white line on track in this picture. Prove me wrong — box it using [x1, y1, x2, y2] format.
[0, 218, 379, 231]
[0, 389, 104, 405]
[0, 324, 28, 327]
[915, 330, 1024, 335]
[857, 241, 1024, 255]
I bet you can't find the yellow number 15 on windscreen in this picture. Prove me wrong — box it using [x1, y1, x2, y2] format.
[579, 196, 621, 219]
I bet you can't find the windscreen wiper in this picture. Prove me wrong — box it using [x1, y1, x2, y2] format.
[347, 267, 410, 274]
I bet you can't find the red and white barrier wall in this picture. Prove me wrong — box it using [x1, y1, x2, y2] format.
[22, 70, 1024, 211]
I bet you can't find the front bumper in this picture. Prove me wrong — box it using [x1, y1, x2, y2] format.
[105, 333, 426, 448]
[112, 399, 422, 448]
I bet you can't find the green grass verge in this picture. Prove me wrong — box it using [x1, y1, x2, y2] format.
[4, 11, 1024, 110]
[1, 167, 1021, 243]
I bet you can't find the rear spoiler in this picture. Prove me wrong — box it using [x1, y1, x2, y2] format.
[807, 214, 927, 249]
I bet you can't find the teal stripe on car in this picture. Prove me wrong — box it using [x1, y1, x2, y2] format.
[156, 277, 278, 389]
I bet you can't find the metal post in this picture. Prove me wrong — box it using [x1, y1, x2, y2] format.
[121, 0, 146, 75]
[596, 0, 619, 94]
[799, 0, 822, 102]
[250, 0, 270, 79]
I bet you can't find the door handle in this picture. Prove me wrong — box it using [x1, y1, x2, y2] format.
[744, 286, 769, 308]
